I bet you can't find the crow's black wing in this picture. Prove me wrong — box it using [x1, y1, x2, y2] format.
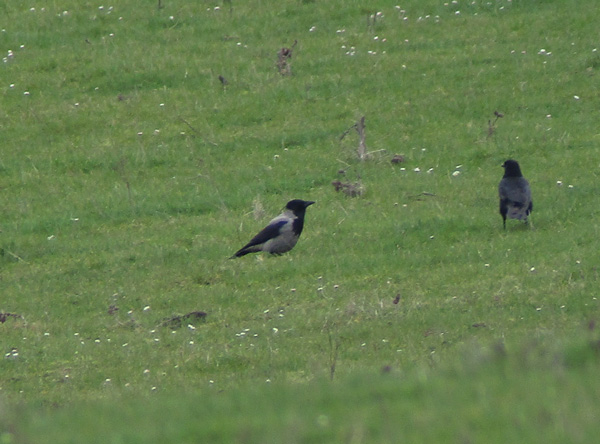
[499, 178, 530, 207]
[233, 219, 288, 257]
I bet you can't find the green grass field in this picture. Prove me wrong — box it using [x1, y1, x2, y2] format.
[2, 0, 600, 442]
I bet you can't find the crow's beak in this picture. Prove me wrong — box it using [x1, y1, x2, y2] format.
[305, 201, 315, 207]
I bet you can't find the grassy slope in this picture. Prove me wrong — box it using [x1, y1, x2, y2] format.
[1, 0, 600, 442]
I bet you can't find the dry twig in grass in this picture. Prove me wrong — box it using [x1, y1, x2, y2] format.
[277, 40, 297, 75]
[0, 312, 24, 323]
[487, 110, 504, 138]
[341, 116, 373, 160]
[159, 311, 207, 329]
[331, 180, 364, 197]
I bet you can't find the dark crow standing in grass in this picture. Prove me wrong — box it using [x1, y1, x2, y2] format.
[499, 159, 532, 229]
[232, 199, 315, 257]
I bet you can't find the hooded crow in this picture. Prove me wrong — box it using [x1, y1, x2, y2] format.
[232, 199, 315, 258]
[499, 159, 532, 229]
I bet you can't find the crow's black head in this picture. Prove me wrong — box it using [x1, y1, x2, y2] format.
[285, 199, 315, 215]
[502, 159, 523, 178]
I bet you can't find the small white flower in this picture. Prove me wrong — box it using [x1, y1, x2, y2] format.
[556, 180, 563, 186]
[452, 170, 461, 177]
[309, 26, 316, 32]
[143, 305, 150, 311]
[413, 167, 421, 172]
[573, 95, 580, 100]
